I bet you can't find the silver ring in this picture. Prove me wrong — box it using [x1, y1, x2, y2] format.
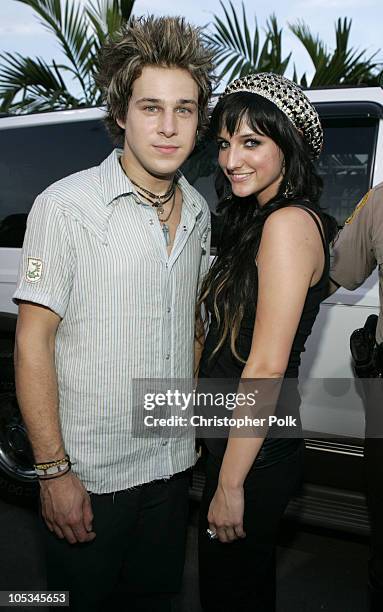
[206, 528, 218, 540]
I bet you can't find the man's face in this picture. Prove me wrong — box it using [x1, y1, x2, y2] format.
[117, 66, 199, 179]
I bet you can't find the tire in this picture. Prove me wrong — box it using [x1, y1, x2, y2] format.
[0, 313, 16, 396]
[0, 315, 38, 507]
[0, 392, 38, 507]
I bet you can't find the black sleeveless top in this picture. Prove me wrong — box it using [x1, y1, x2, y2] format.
[199, 204, 330, 468]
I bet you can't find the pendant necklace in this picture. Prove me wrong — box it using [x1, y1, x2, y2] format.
[129, 176, 175, 214]
[158, 191, 176, 246]
[119, 158, 176, 246]
[133, 183, 177, 246]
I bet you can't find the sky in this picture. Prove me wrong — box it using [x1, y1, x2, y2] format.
[0, 0, 382, 92]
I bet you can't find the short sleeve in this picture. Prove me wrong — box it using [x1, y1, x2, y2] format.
[13, 194, 75, 318]
[330, 190, 376, 290]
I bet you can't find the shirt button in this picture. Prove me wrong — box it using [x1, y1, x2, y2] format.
[162, 441, 168, 446]
[165, 263, 168, 269]
[165, 354, 170, 360]
[167, 307, 171, 313]
[149, 219, 154, 225]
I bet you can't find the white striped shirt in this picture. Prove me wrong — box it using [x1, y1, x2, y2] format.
[13, 149, 211, 493]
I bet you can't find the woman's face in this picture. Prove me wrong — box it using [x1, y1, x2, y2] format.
[217, 119, 284, 206]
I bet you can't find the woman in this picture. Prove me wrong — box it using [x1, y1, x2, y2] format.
[196, 73, 337, 611]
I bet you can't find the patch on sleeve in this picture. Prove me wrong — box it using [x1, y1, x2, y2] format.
[25, 257, 43, 283]
[345, 191, 371, 225]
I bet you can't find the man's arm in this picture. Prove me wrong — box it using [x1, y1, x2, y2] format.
[15, 303, 95, 545]
[330, 190, 377, 291]
[15, 302, 64, 460]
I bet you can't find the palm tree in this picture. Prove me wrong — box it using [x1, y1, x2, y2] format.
[290, 18, 380, 87]
[0, 0, 135, 114]
[204, 1, 381, 88]
[203, 1, 291, 84]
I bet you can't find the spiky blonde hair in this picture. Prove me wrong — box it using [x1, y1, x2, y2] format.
[96, 15, 215, 141]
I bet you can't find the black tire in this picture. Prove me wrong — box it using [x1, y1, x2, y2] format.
[0, 466, 38, 508]
[0, 392, 38, 507]
[0, 315, 38, 507]
[0, 312, 16, 395]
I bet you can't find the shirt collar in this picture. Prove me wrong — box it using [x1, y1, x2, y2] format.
[99, 149, 203, 218]
[99, 149, 136, 206]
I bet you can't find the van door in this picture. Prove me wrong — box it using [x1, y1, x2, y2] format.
[300, 104, 381, 441]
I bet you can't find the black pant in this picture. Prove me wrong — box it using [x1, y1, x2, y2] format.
[40, 472, 190, 612]
[198, 444, 304, 612]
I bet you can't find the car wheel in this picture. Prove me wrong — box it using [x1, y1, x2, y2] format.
[0, 392, 38, 507]
[0, 321, 38, 507]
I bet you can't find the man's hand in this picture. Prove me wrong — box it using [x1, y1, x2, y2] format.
[207, 483, 246, 543]
[40, 471, 96, 544]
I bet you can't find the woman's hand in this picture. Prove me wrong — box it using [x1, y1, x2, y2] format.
[207, 483, 246, 543]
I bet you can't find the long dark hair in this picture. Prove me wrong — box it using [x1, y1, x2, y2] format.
[197, 91, 337, 362]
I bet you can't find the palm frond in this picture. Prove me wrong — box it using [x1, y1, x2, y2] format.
[204, 1, 290, 84]
[290, 17, 380, 86]
[87, 0, 134, 44]
[0, 52, 82, 113]
[289, 20, 328, 69]
[252, 19, 259, 67]
[16, 0, 93, 91]
[242, 5, 252, 62]
[220, 1, 246, 56]
[0, 52, 66, 93]
[263, 14, 292, 75]
[1, 0, 135, 113]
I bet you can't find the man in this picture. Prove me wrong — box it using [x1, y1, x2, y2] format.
[13, 16, 213, 612]
[330, 183, 383, 612]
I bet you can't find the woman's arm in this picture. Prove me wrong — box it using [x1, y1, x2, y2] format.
[208, 207, 325, 542]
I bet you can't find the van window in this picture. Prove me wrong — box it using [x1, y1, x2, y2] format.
[318, 117, 377, 226]
[0, 120, 113, 248]
[182, 116, 378, 246]
[181, 139, 222, 248]
[1, 113, 378, 249]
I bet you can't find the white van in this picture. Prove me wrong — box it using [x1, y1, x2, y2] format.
[1, 87, 382, 531]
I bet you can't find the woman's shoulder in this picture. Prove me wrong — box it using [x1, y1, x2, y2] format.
[263, 204, 322, 236]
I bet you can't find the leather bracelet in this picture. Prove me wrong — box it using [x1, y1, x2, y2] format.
[37, 464, 72, 481]
[34, 454, 70, 471]
[35, 458, 72, 478]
